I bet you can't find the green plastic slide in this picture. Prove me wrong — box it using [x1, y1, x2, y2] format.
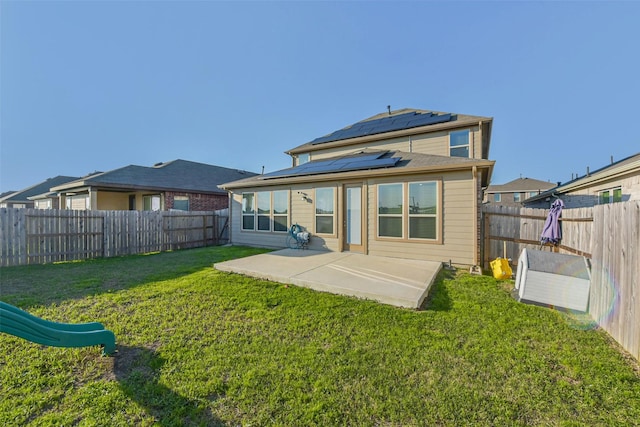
[0, 301, 116, 356]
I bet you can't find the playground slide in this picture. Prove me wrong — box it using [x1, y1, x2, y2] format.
[0, 301, 116, 356]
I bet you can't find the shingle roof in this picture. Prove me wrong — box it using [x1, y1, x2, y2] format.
[486, 177, 556, 193]
[0, 176, 79, 203]
[52, 160, 258, 194]
[221, 150, 494, 189]
[525, 151, 640, 203]
[287, 108, 492, 155]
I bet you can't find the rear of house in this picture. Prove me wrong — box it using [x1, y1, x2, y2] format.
[222, 108, 494, 266]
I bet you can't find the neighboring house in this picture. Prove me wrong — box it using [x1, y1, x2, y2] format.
[524, 152, 640, 209]
[484, 177, 556, 206]
[0, 176, 79, 209]
[50, 159, 257, 211]
[221, 108, 494, 266]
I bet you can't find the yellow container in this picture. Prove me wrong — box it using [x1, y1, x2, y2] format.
[490, 257, 513, 280]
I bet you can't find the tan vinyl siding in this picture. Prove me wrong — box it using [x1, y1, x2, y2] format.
[230, 186, 340, 251]
[556, 172, 640, 208]
[410, 132, 449, 156]
[367, 171, 476, 265]
[96, 191, 130, 210]
[228, 171, 482, 264]
[309, 136, 410, 161]
[307, 126, 484, 160]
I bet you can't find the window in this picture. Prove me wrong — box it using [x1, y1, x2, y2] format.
[378, 181, 439, 240]
[599, 187, 622, 204]
[35, 199, 52, 209]
[257, 191, 271, 231]
[298, 153, 310, 165]
[513, 193, 521, 202]
[242, 191, 289, 232]
[528, 191, 538, 198]
[66, 195, 89, 210]
[493, 193, 501, 203]
[242, 193, 255, 230]
[409, 182, 437, 239]
[450, 130, 470, 158]
[315, 187, 334, 234]
[143, 195, 161, 211]
[173, 196, 189, 211]
[273, 190, 289, 232]
[378, 183, 403, 238]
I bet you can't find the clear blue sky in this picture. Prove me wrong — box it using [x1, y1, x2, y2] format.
[2, 1, 639, 193]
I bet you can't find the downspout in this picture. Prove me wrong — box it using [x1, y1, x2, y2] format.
[227, 191, 232, 244]
[472, 166, 479, 266]
[477, 121, 482, 158]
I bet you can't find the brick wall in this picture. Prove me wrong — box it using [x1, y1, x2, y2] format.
[165, 192, 228, 211]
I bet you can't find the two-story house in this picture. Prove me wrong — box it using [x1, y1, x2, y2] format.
[484, 177, 556, 206]
[221, 108, 494, 266]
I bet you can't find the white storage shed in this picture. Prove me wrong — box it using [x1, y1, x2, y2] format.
[514, 248, 591, 312]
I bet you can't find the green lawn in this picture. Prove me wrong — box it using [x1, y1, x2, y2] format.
[0, 246, 638, 426]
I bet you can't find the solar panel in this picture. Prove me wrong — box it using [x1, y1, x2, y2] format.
[311, 112, 453, 145]
[260, 152, 398, 180]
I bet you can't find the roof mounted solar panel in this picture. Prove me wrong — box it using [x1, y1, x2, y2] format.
[311, 111, 453, 145]
[260, 151, 398, 180]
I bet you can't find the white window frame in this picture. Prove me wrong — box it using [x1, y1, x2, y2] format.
[143, 194, 161, 211]
[256, 191, 271, 231]
[513, 193, 521, 203]
[378, 183, 404, 238]
[449, 130, 470, 158]
[314, 187, 335, 235]
[242, 191, 289, 232]
[241, 192, 256, 231]
[377, 181, 440, 241]
[272, 190, 289, 232]
[598, 187, 622, 204]
[298, 153, 310, 165]
[408, 181, 438, 240]
[494, 193, 501, 203]
[173, 196, 189, 211]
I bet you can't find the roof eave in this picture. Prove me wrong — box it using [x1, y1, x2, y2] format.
[286, 117, 493, 155]
[526, 159, 640, 203]
[54, 182, 226, 195]
[221, 160, 495, 190]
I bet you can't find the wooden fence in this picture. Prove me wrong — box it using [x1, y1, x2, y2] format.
[0, 208, 229, 267]
[482, 201, 640, 361]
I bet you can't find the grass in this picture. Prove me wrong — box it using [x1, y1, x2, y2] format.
[0, 246, 638, 426]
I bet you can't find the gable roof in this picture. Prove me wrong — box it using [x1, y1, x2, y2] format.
[525, 151, 640, 203]
[51, 160, 257, 194]
[0, 176, 79, 203]
[286, 108, 493, 155]
[221, 150, 494, 189]
[486, 177, 556, 194]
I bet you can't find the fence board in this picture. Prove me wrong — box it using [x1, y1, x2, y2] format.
[0, 208, 227, 267]
[483, 201, 639, 361]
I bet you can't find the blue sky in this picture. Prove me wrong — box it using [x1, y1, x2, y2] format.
[1, 1, 639, 193]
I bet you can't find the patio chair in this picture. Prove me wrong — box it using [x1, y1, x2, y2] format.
[286, 223, 310, 249]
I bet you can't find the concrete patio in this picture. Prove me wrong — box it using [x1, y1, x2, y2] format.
[213, 249, 442, 308]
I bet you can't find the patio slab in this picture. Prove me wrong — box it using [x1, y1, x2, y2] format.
[214, 249, 442, 308]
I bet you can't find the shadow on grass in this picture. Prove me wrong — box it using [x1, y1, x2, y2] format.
[114, 345, 226, 426]
[420, 268, 454, 311]
[1, 246, 270, 309]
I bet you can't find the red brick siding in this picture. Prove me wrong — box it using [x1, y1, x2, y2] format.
[164, 192, 228, 211]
